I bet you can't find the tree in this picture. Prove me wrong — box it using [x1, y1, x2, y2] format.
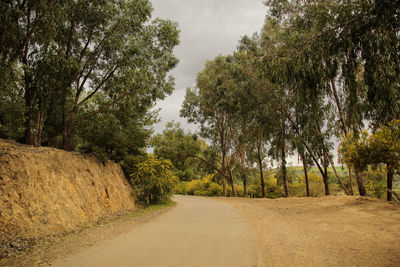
[56, 1, 179, 150]
[0, 0, 180, 160]
[152, 121, 214, 181]
[181, 56, 236, 196]
[263, 0, 400, 196]
[340, 120, 400, 201]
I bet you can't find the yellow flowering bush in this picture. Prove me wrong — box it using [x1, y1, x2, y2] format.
[131, 157, 178, 206]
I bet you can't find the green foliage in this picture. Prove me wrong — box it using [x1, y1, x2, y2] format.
[296, 174, 325, 197]
[264, 175, 285, 198]
[177, 175, 224, 197]
[152, 121, 215, 181]
[363, 170, 387, 199]
[130, 157, 178, 206]
[0, 0, 179, 158]
[339, 120, 400, 172]
[248, 184, 262, 198]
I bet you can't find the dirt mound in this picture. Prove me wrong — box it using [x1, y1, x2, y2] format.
[0, 139, 135, 256]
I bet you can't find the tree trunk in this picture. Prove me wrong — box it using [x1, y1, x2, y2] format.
[354, 168, 366, 196]
[301, 153, 310, 197]
[280, 109, 288, 197]
[325, 152, 349, 195]
[221, 152, 227, 197]
[281, 138, 288, 197]
[387, 164, 394, 201]
[63, 107, 77, 151]
[239, 152, 248, 198]
[222, 177, 227, 197]
[348, 167, 354, 195]
[23, 51, 33, 145]
[33, 111, 44, 147]
[322, 165, 330, 196]
[62, 104, 68, 150]
[24, 88, 32, 145]
[228, 166, 237, 197]
[256, 141, 266, 198]
[242, 174, 248, 198]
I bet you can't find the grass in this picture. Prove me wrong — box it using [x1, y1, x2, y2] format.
[123, 200, 176, 219]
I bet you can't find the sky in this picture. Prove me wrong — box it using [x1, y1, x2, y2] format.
[150, 0, 267, 134]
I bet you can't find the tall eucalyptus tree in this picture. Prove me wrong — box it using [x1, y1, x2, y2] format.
[181, 56, 236, 196]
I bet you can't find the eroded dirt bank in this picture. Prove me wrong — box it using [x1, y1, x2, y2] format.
[0, 139, 135, 257]
[219, 196, 400, 267]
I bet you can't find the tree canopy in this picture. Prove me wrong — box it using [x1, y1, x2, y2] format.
[179, 0, 400, 200]
[0, 0, 180, 162]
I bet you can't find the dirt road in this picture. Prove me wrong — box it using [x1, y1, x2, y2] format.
[5, 194, 398, 267]
[49, 195, 258, 267]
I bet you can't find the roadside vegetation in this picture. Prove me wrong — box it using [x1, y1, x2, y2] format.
[153, 0, 400, 201]
[0, 0, 180, 205]
[1, 0, 399, 204]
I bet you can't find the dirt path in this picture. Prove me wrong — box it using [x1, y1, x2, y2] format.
[218, 195, 400, 267]
[49, 195, 258, 267]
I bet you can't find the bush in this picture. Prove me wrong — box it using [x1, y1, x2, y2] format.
[296, 173, 325, 197]
[174, 181, 189, 195]
[175, 174, 223, 196]
[363, 170, 386, 199]
[248, 184, 262, 198]
[265, 175, 285, 198]
[288, 182, 304, 197]
[130, 157, 178, 206]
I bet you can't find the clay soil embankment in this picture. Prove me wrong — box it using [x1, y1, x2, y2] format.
[219, 196, 400, 267]
[0, 139, 135, 257]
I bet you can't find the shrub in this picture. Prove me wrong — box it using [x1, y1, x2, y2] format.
[185, 179, 202, 195]
[175, 181, 189, 195]
[248, 184, 262, 198]
[130, 157, 178, 206]
[363, 170, 386, 199]
[265, 175, 285, 198]
[175, 174, 223, 196]
[300, 173, 325, 197]
[288, 182, 304, 197]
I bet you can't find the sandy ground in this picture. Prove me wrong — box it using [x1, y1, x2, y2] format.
[49, 195, 257, 267]
[218, 195, 400, 267]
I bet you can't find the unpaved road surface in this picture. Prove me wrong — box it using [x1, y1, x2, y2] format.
[218, 195, 400, 267]
[4, 195, 399, 267]
[49, 195, 258, 267]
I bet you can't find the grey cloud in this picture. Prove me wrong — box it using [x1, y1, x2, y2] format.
[150, 0, 267, 134]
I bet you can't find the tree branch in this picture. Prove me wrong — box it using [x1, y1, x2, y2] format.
[387, 189, 400, 202]
[78, 65, 118, 106]
[186, 154, 230, 181]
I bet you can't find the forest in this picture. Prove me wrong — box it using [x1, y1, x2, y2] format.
[1, 0, 399, 204]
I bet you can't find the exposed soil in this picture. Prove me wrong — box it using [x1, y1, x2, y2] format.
[218, 195, 400, 267]
[0, 138, 135, 258]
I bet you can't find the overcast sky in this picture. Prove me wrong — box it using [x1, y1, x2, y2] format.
[151, 0, 267, 134]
